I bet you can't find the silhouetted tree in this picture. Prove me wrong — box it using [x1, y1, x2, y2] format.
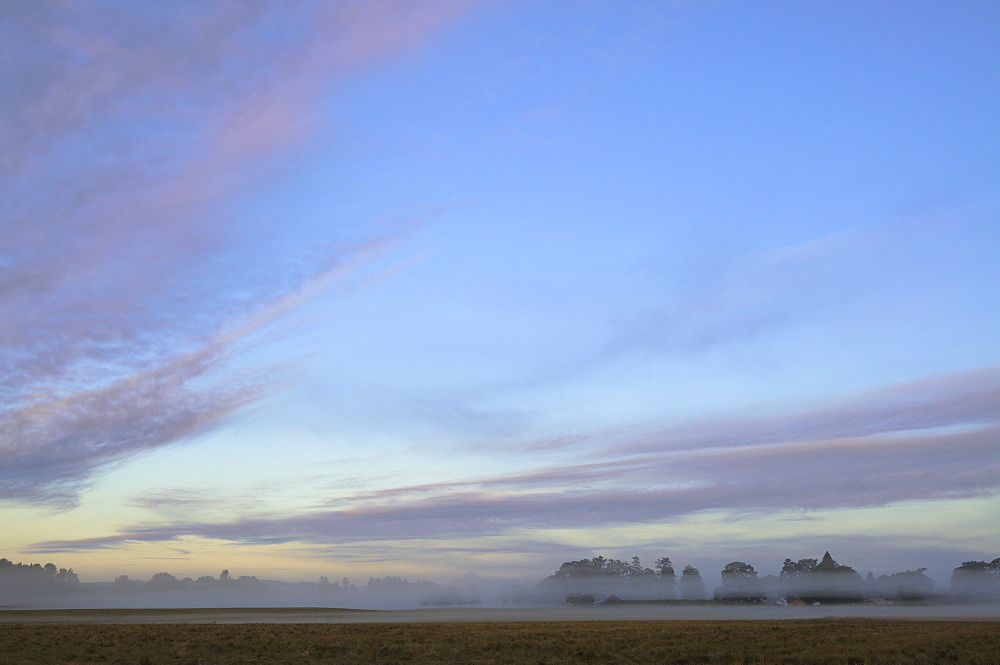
[652, 556, 676, 598]
[875, 568, 935, 601]
[55, 567, 79, 585]
[148, 572, 180, 589]
[950, 559, 1000, 601]
[781, 558, 818, 578]
[626, 556, 656, 585]
[680, 565, 706, 600]
[715, 562, 764, 603]
[0, 557, 80, 597]
[547, 556, 636, 581]
[368, 576, 410, 588]
[544, 555, 673, 601]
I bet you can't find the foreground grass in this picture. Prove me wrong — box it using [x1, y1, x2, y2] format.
[1, 619, 998, 664]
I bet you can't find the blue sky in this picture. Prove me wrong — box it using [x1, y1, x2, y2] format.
[2, 0, 998, 588]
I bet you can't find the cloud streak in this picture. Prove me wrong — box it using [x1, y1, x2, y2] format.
[33, 366, 1000, 552]
[615, 364, 1000, 455]
[1, 1, 470, 504]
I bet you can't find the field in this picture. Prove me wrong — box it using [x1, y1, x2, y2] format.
[1, 611, 999, 664]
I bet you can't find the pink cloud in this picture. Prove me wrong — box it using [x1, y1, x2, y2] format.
[0, 1, 471, 503]
[32, 366, 1000, 549]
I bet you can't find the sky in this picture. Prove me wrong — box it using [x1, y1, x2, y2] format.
[2, 0, 998, 590]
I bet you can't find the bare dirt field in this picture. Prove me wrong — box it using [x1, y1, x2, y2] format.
[1, 614, 999, 665]
[1, 605, 999, 664]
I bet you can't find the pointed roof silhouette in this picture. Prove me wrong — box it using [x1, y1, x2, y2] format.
[816, 551, 837, 571]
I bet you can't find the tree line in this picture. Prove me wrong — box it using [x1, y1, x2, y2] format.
[543, 555, 704, 603]
[0, 559, 266, 605]
[0, 557, 79, 591]
[3, 553, 998, 606]
[111, 568, 264, 591]
[0, 557, 481, 608]
[542, 553, 1000, 604]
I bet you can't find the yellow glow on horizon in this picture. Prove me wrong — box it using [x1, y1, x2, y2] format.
[8, 495, 996, 583]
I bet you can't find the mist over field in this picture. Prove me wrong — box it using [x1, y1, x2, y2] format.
[3, 552, 998, 614]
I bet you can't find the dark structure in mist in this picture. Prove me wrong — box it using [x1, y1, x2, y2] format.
[774, 552, 864, 604]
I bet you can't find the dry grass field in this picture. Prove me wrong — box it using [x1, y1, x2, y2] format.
[1, 618, 999, 664]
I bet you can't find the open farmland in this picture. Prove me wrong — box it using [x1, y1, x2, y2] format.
[1, 614, 998, 664]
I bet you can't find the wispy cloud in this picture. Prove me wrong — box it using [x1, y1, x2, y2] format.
[33, 366, 1000, 552]
[0, 338, 263, 504]
[615, 364, 1000, 455]
[1, 1, 470, 504]
[602, 230, 874, 359]
[450, 228, 887, 407]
